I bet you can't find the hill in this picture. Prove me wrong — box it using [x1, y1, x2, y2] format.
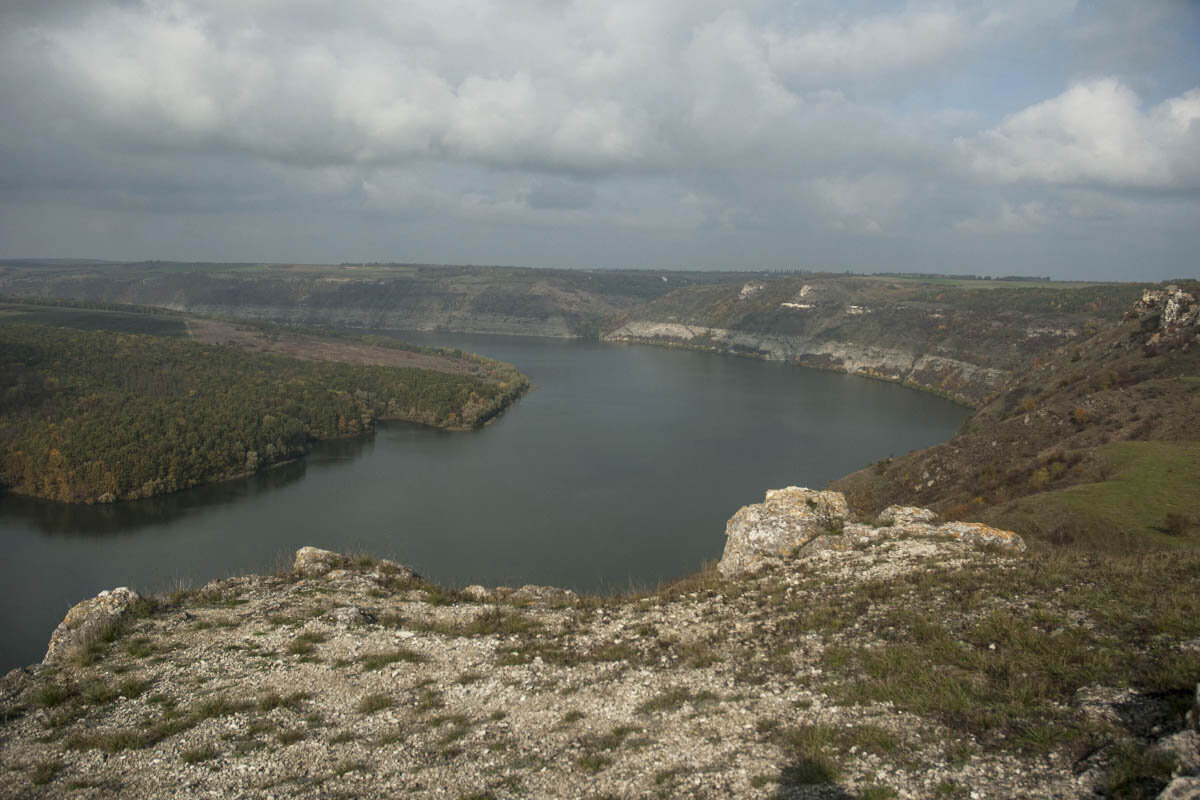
[0, 261, 753, 340]
[832, 283, 1200, 551]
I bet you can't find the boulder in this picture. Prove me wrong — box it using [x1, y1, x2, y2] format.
[718, 487, 849, 577]
[462, 585, 492, 602]
[44, 587, 141, 664]
[877, 505, 939, 527]
[294, 546, 341, 577]
[326, 606, 378, 627]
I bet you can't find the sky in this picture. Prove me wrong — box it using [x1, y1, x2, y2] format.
[1, 1, 1198, 280]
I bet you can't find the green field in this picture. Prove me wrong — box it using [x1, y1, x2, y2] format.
[857, 274, 1101, 290]
[994, 441, 1200, 551]
[0, 303, 187, 337]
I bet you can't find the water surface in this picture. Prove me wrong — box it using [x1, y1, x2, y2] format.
[0, 334, 968, 670]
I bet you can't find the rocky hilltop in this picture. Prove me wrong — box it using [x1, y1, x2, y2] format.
[2, 490, 1198, 799]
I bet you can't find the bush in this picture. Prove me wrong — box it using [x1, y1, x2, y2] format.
[1164, 512, 1193, 536]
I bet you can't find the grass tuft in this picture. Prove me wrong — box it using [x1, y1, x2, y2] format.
[360, 647, 427, 670]
[181, 744, 218, 764]
[356, 693, 393, 714]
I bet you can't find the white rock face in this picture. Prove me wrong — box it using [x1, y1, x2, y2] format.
[602, 321, 1007, 403]
[718, 488, 1025, 577]
[1138, 285, 1197, 329]
[738, 282, 765, 300]
[44, 587, 141, 664]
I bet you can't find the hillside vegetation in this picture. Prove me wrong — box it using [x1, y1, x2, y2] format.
[833, 282, 1200, 551]
[0, 321, 527, 504]
[0, 261, 753, 339]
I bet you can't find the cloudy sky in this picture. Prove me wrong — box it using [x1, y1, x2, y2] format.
[1, 1, 1197, 280]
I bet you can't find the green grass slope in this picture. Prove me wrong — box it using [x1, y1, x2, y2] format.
[993, 441, 1200, 551]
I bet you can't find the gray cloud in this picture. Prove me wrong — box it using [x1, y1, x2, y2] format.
[958, 79, 1200, 190]
[0, 0, 1197, 280]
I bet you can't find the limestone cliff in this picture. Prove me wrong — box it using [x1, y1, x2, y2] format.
[603, 277, 1145, 405]
[604, 320, 1007, 406]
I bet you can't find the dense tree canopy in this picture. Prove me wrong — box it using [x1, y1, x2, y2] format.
[0, 323, 526, 503]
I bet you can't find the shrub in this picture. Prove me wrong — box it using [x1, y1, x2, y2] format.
[1029, 468, 1050, 490]
[32, 684, 71, 708]
[29, 760, 61, 786]
[1164, 512, 1193, 536]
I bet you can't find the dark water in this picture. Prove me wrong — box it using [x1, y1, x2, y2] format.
[0, 334, 968, 670]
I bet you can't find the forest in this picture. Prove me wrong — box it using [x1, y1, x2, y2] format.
[0, 323, 527, 503]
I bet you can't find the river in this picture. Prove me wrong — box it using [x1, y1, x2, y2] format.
[0, 333, 968, 670]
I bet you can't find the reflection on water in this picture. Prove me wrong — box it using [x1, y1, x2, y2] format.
[1, 461, 308, 537]
[0, 334, 968, 671]
[2, 437, 378, 538]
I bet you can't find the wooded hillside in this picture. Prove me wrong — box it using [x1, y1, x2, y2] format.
[0, 323, 527, 503]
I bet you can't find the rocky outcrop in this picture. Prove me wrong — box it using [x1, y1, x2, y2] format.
[718, 487, 1025, 577]
[43, 587, 141, 664]
[293, 547, 419, 583]
[717, 488, 849, 577]
[603, 321, 1006, 405]
[1130, 285, 1199, 356]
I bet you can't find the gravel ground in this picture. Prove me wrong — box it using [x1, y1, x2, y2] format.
[1, 536, 1194, 799]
